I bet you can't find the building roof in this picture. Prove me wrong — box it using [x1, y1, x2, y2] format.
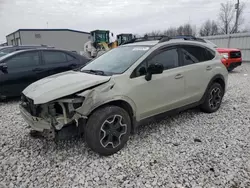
[6, 29, 90, 37]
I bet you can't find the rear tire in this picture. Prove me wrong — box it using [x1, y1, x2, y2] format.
[85, 106, 131, 156]
[200, 82, 224, 113]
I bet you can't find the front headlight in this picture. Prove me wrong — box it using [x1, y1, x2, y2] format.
[220, 53, 229, 59]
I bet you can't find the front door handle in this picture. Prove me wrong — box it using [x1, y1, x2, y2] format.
[206, 66, 212, 71]
[175, 74, 183, 79]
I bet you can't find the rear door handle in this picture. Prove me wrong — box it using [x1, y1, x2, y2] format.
[206, 66, 212, 71]
[175, 74, 183, 79]
[32, 68, 44, 72]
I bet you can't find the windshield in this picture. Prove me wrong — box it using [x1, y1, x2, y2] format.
[0, 52, 8, 57]
[81, 45, 151, 75]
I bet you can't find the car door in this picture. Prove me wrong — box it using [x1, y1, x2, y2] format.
[41, 50, 79, 77]
[127, 46, 186, 120]
[0, 51, 43, 97]
[178, 44, 216, 105]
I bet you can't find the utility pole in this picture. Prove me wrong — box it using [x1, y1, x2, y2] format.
[235, 0, 240, 33]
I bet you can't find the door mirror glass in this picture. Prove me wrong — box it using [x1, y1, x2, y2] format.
[147, 63, 164, 74]
[145, 63, 164, 81]
[138, 66, 147, 75]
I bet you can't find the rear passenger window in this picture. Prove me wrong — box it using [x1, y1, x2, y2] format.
[43, 51, 67, 64]
[180, 45, 215, 66]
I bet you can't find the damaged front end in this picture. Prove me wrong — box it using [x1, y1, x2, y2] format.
[20, 94, 88, 140]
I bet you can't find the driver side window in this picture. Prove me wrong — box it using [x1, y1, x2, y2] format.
[132, 47, 179, 78]
[149, 48, 179, 70]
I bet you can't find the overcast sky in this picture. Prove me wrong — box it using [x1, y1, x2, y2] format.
[0, 0, 250, 43]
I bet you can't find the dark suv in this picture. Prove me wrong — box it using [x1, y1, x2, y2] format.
[0, 48, 90, 99]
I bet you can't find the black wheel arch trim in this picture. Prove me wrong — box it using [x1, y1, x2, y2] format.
[200, 74, 225, 104]
[87, 99, 137, 134]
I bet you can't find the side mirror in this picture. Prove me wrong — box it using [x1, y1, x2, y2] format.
[145, 63, 164, 81]
[0, 63, 8, 73]
[138, 67, 147, 76]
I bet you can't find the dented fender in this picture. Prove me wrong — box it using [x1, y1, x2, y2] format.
[75, 81, 137, 119]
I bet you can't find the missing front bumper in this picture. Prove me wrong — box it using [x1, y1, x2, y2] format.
[19, 104, 86, 140]
[19, 104, 52, 132]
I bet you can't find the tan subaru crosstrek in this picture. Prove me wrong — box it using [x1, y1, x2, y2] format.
[19, 37, 228, 156]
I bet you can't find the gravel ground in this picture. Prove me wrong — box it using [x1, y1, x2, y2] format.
[0, 64, 250, 188]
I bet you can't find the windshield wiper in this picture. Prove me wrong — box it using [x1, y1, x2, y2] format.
[81, 69, 106, 75]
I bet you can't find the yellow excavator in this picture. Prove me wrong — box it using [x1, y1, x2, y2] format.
[83, 30, 133, 58]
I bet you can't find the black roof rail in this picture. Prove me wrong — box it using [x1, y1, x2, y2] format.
[158, 36, 172, 43]
[121, 35, 205, 45]
[122, 35, 170, 45]
[174, 35, 197, 39]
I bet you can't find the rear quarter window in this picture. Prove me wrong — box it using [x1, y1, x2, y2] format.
[66, 54, 76, 61]
[180, 45, 215, 66]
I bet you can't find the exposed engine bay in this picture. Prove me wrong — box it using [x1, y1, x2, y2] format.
[20, 94, 87, 139]
[19, 79, 117, 140]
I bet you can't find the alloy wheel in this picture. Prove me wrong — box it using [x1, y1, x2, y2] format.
[100, 115, 127, 149]
[209, 87, 222, 110]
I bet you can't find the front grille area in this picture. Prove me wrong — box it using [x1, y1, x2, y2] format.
[21, 95, 41, 116]
[230, 51, 241, 59]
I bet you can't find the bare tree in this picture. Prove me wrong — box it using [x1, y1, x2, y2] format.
[145, 23, 196, 37]
[218, 1, 246, 34]
[177, 26, 184, 35]
[211, 21, 219, 35]
[145, 30, 163, 36]
[177, 24, 196, 36]
[163, 27, 178, 37]
[199, 20, 219, 36]
[240, 27, 250, 33]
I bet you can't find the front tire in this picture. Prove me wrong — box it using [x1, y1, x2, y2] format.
[200, 82, 224, 113]
[85, 106, 131, 156]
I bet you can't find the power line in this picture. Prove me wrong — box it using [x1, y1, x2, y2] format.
[235, 0, 240, 33]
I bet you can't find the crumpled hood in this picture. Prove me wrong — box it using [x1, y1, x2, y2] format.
[23, 71, 111, 104]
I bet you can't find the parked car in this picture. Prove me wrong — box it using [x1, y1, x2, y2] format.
[0, 49, 90, 99]
[19, 36, 228, 156]
[0, 45, 54, 55]
[216, 48, 242, 72]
